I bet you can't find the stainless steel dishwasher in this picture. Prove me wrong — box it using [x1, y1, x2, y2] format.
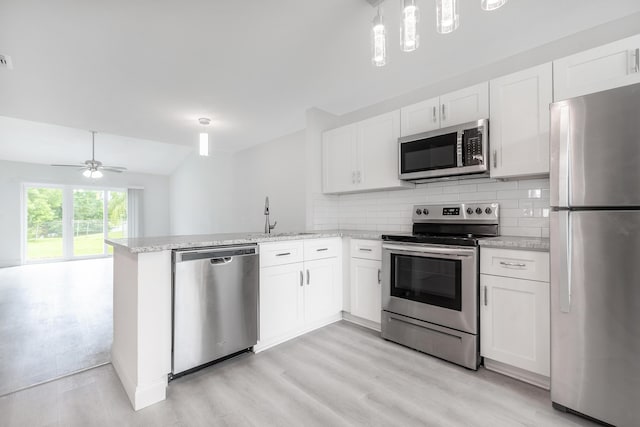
[172, 244, 259, 376]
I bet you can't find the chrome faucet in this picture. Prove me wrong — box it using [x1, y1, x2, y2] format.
[264, 196, 277, 234]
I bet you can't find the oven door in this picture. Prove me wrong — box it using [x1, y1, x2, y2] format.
[382, 243, 478, 334]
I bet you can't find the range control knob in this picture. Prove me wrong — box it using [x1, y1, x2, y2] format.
[476, 207, 483, 214]
[423, 208, 429, 215]
[416, 209, 422, 215]
[466, 208, 473, 215]
[485, 207, 493, 214]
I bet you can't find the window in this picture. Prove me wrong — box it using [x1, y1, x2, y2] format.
[24, 185, 128, 262]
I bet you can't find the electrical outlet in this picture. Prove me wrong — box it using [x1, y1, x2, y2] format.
[0, 54, 14, 70]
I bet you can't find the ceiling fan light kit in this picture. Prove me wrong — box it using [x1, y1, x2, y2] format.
[51, 130, 127, 179]
[371, 0, 508, 66]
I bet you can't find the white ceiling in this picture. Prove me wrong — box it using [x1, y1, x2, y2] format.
[1, 0, 640, 157]
[0, 116, 191, 175]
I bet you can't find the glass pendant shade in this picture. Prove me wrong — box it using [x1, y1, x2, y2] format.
[199, 133, 209, 156]
[436, 0, 459, 34]
[400, 0, 419, 52]
[481, 0, 508, 11]
[371, 8, 386, 67]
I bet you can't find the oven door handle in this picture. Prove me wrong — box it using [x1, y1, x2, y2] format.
[382, 244, 476, 259]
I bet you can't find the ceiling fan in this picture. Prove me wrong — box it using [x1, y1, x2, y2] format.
[52, 131, 127, 178]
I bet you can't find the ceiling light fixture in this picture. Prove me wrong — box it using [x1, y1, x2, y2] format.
[400, 0, 420, 52]
[371, 7, 387, 67]
[436, 0, 459, 34]
[198, 117, 211, 156]
[481, 0, 508, 11]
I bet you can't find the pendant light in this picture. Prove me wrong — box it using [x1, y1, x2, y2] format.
[400, 0, 419, 52]
[481, 0, 508, 11]
[198, 118, 210, 156]
[371, 7, 387, 67]
[436, 0, 459, 34]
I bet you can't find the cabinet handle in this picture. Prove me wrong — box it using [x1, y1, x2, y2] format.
[316, 248, 328, 252]
[306, 269, 310, 285]
[299, 271, 303, 287]
[357, 171, 362, 183]
[484, 286, 488, 306]
[634, 48, 640, 73]
[441, 104, 446, 121]
[378, 269, 382, 284]
[359, 248, 372, 252]
[499, 261, 526, 268]
[493, 149, 497, 168]
[432, 106, 437, 122]
[352, 171, 355, 184]
[276, 252, 291, 257]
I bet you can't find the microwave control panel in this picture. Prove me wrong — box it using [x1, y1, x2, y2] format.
[462, 128, 484, 166]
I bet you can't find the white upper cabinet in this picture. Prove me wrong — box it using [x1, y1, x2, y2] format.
[490, 63, 552, 178]
[440, 82, 489, 127]
[357, 110, 402, 191]
[400, 84, 489, 137]
[322, 110, 411, 194]
[400, 96, 440, 136]
[554, 34, 640, 101]
[322, 124, 357, 194]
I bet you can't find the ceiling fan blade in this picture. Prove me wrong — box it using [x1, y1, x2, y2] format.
[51, 164, 86, 168]
[100, 167, 125, 173]
[101, 165, 127, 170]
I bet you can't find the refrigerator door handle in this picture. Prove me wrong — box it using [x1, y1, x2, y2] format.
[557, 105, 571, 207]
[559, 210, 572, 313]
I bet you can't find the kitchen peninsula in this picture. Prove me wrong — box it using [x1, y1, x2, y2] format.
[105, 230, 383, 410]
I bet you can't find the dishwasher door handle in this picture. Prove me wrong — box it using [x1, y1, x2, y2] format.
[210, 257, 232, 265]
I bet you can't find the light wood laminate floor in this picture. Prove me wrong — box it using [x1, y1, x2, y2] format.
[0, 321, 595, 426]
[0, 259, 112, 396]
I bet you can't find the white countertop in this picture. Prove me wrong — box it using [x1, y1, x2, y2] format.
[105, 229, 390, 253]
[478, 236, 550, 251]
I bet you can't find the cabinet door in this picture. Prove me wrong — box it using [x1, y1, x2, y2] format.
[480, 274, 550, 377]
[553, 34, 640, 101]
[490, 63, 552, 178]
[440, 82, 489, 127]
[259, 263, 304, 343]
[322, 124, 357, 194]
[350, 258, 382, 323]
[304, 258, 341, 325]
[400, 96, 440, 136]
[357, 110, 404, 191]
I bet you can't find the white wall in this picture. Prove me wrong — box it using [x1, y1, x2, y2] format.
[0, 159, 170, 267]
[169, 152, 235, 235]
[231, 130, 306, 233]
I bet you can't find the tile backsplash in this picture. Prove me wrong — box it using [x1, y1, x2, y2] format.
[311, 177, 550, 238]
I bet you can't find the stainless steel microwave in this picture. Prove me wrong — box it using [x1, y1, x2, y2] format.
[398, 119, 489, 181]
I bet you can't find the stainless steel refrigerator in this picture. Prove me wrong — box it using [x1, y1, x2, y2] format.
[550, 83, 640, 426]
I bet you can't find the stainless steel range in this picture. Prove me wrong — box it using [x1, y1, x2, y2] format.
[381, 202, 499, 370]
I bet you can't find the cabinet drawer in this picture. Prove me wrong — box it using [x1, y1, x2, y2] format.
[350, 239, 382, 261]
[304, 238, 340, 261]
[480, 248, 549, 282]
[260, 240, 304, 267]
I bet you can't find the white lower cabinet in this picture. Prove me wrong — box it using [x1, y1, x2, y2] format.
[348, 239, 382, 327]
[259, 262, 304, 344]
[256, 239, 342, 352]
[304, 257, 341, 325]
[350, 257, 382, 324]
[480, 247, 550, 389]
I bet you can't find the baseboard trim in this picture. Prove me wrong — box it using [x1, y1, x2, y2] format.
[484, 358, 550, 390]
[111, 351, 168, 411]
[342, 312, 381, 332]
